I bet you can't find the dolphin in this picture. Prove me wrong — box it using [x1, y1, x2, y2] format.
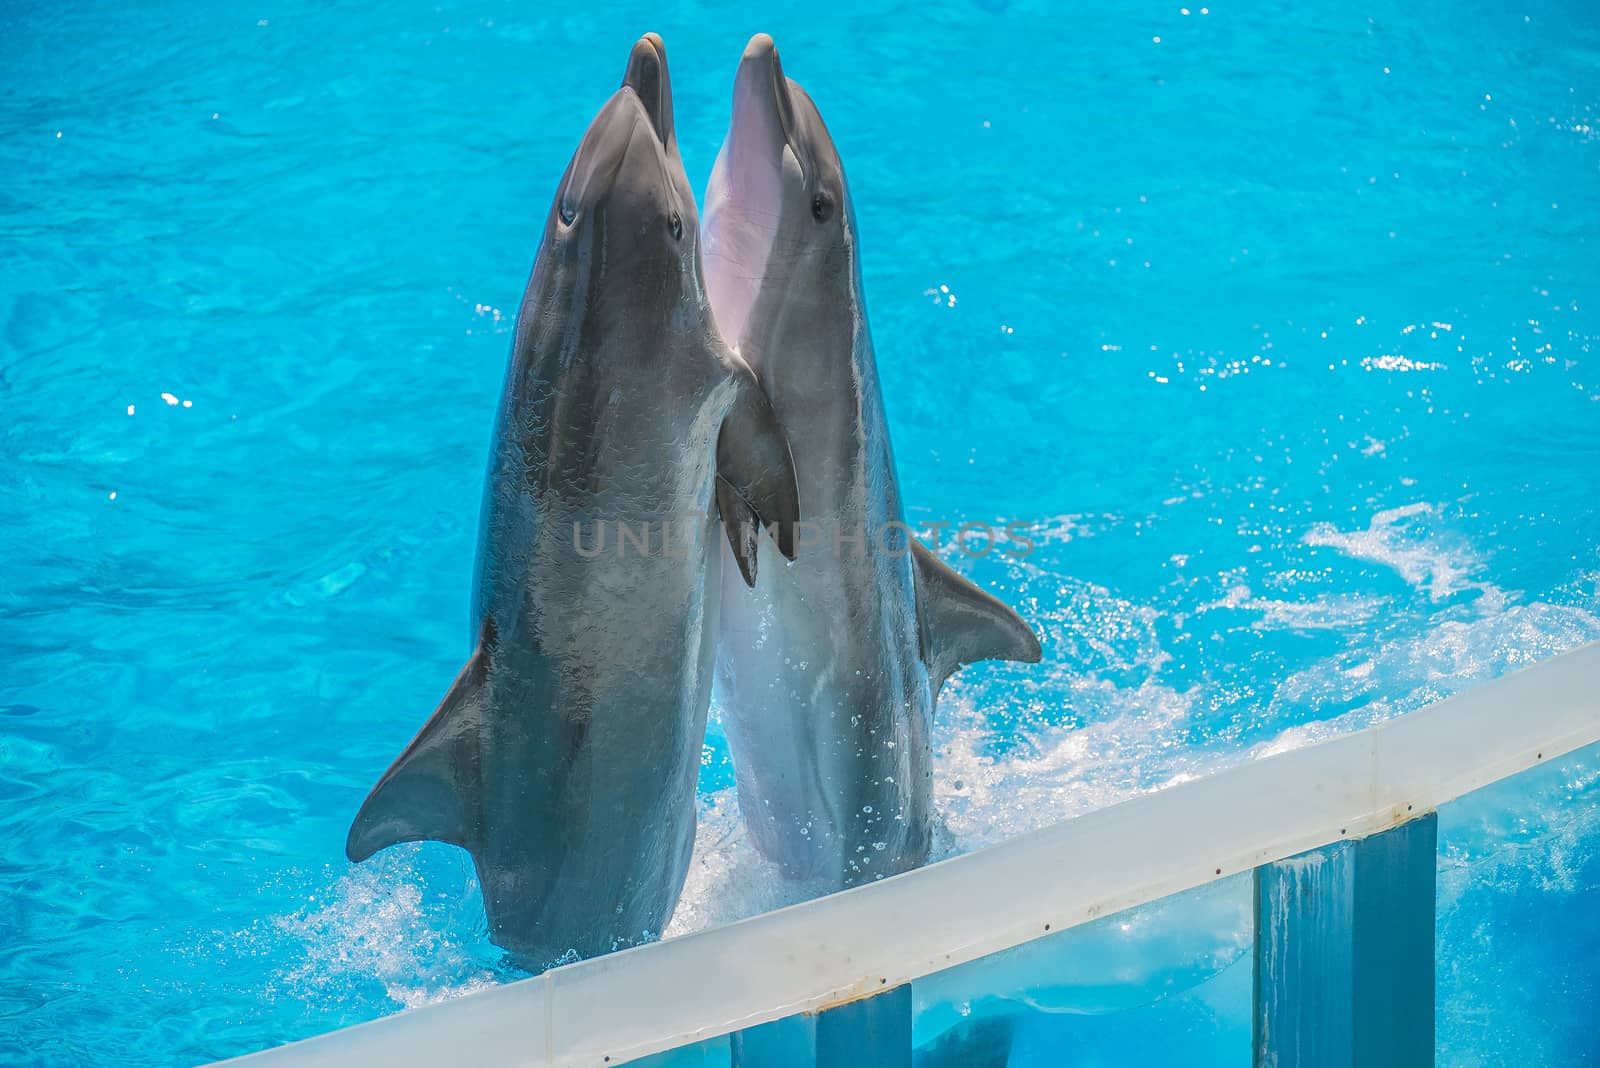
[703, 34, 1042, 889]
[346, 34, 800, 967]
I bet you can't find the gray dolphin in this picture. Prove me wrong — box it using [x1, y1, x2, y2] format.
[346, 34, 799, 967]
[704, 34, 1042, 889]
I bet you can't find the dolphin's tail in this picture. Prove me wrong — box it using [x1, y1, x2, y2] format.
[345, 619, 494, 863]
[911, 539, 1043, 697]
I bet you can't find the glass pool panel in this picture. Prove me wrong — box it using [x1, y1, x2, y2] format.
[911, 873, 1253, 1068]
[1435, 740, 1600, 1067]
[625, 1036, 732, 1068]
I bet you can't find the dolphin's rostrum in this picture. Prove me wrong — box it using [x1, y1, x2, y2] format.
[704, 34, 1043, 890]
[345, 34, 799, 966]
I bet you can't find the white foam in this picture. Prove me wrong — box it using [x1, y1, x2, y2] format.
[270, 849, 502, 1010]
[932, 675, 1201, 855]
[1199, 583, 1388, 632]
[1303, 502, 1505, 607]
[665, 791, 827, 937]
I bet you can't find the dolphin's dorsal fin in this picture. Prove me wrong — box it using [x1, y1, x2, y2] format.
[345, 620, 496, 862]
[715, 360, 801, 586]
[911, 540, 1042, 696]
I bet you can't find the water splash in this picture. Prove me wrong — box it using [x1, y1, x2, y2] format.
[268, 848, 506, 1011]
[1304, 502, 1504, 607]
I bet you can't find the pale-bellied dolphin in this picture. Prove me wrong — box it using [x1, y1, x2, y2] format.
[704, 34, 1042, 889]
[346, 34, 800, 967]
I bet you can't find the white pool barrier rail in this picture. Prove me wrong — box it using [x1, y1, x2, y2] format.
[218, 641, 1600, 1068]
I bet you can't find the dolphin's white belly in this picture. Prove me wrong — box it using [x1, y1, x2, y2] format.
[717, 520, 933, 887]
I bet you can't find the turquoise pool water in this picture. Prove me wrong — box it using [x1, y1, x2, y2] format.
[2, 1, 1597, 1064]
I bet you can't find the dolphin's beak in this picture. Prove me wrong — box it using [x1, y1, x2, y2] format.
[622, 33, 674, 148]
[727, 33, 796, 174]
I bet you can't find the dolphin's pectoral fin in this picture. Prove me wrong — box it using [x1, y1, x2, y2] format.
[716, 475, 763, 587]
[911, 539, 1042, 696]
[715, 368, 801, 568]
[345, 620, 495, 863]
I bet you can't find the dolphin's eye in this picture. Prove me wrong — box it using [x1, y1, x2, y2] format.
[558, 200, 576, 226]
[811, 191, 834, 223]
[669, 211, 683, 241]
